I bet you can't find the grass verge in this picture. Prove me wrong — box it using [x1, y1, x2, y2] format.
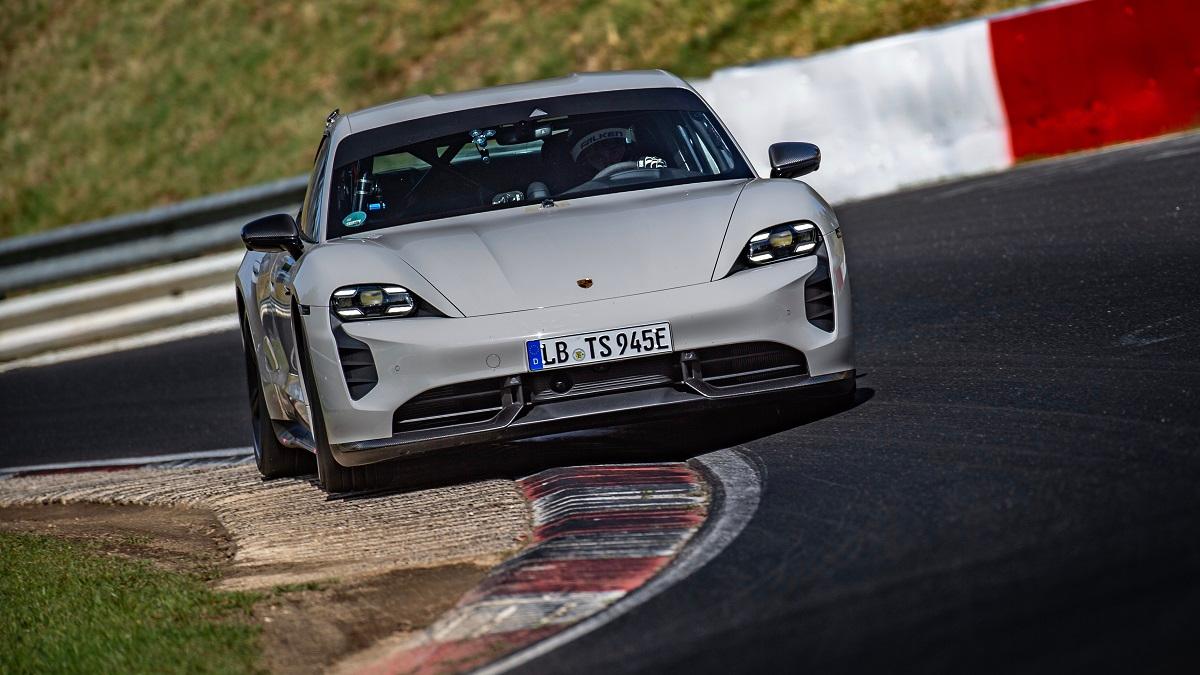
[0, 531, 261, 675]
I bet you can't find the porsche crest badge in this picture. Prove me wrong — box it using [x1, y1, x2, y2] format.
[577, 278, 593, 289]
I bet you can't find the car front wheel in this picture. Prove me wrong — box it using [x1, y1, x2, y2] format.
[240, 314, 315, 478]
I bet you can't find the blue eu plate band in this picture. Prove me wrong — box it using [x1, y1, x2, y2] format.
[526, 340, 544, 371]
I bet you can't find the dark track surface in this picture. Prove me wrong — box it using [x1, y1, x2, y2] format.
[3, 133, 1199, 671]
[0, 330, 249, 462]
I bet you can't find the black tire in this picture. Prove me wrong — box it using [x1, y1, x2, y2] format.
[240, 314, 315, 478]
[292, 305, 374, 493]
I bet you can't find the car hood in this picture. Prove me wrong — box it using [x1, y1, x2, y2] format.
[354, 180, 749, 317]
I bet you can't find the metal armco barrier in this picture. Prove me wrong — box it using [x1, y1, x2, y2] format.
[0, 175, 306, 295]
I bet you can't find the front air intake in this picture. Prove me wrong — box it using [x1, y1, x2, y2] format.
[393, 378, 509, 432]
[333, 326, 377, 400]
[804, 245, 835, 332]
[693, 342, 808, 388]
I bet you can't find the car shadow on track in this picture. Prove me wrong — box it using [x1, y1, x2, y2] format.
[332, 386, 875, 499]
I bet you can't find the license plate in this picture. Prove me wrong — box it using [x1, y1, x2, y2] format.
[526, 322, 673, 371]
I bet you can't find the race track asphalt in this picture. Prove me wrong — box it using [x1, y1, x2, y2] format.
[3, 133, 1198, 672]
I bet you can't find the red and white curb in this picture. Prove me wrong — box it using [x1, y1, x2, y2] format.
[354, 450, 761, 675]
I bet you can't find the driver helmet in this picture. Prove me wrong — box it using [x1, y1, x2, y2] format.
[571, 126, 634, 171]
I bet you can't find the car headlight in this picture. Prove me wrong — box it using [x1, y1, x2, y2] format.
[745, 221, 821, 265]
[330, 284, 415, 320]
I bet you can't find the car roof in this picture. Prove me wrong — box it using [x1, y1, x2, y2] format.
[335, 70, 692, 136]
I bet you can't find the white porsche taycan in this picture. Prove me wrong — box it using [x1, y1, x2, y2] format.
[237, 70, 854, 491]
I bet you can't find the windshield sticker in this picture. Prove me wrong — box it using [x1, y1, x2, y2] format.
[342, 210, 367, 228]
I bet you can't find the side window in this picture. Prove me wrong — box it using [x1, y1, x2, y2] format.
[299, 136, 331, 241]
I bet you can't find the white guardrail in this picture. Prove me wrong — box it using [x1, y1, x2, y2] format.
[0, 176, 303, 365]
[0, 251, 242, 365]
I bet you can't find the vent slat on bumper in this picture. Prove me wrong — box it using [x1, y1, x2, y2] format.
[703, 363, 805, 385]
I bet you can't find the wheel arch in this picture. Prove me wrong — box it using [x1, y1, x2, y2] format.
[236, 280, 289, 422]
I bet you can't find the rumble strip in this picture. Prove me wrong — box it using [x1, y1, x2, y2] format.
[348, 460, 731, 675]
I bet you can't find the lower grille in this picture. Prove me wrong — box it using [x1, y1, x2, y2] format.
[393, 378, 508, 432]
[390, 342, 810, 434]
[692, 342, 808, 388]
[334, 326, 378, 400]
[805, 245, 835, 332]
[527, 354, 681, 403]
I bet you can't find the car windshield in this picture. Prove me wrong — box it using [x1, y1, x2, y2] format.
[325, 89, 752, 238]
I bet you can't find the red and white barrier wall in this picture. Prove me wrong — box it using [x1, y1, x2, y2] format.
[694, 0, 1200, 203]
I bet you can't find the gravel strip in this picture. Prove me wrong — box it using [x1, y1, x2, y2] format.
[0, 464, 532, 590]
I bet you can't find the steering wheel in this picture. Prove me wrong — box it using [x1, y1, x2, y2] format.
[591, 161, 641, 181]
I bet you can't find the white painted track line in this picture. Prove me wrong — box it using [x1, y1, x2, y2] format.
[0, 446, 254, 477]
[0, 313, 238, 374]
[0, 284, 235, 361]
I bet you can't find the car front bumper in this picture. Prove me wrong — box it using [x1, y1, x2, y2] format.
[301, 248, 853, 466]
